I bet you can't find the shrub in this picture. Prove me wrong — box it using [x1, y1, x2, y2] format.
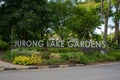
[94, 52, 105, 61]
[105, 55, 116, 61]
[50, 53, 61, 60]
[61, 53, 69, 62]
[2, 51, 16, 62]
[13, 53, 42, 65]
[90, 52, 110, 62]
[31, 53, 42, 65]
[76, 52, 89, 64]
[68, 52, 78, 63]
[86, 53, 106, 64]
[26, 47, 45, 52]
[86, 52, 117, 63]
[109, 51, 120, 61]
[0, 40, 8, 51]
[64, 52, 89, 64]
[86, 55, 98, 64]
[43, 53, 62, 65]
[13, 56, 32, 65]
[13, 49, 35, 57]
[48, 48, 61, 53]
[40, 52, 51, 59]
[59, 47, 80, 53]
[48, 47, 80, 53]
[44, 59, 61, 65]
[11, 48, 42, 57]
[111, 44, 120, 50]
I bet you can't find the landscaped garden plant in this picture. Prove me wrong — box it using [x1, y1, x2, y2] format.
[13, 53, 42, 65]
[2, 47, 120, 66]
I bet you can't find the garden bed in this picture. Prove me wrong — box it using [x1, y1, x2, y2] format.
[1, 47, 120, 66]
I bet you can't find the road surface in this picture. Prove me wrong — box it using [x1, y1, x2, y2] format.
[0, 62, 120, 80]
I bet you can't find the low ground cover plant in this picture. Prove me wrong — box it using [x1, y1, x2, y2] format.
[13, 53, 42, 65]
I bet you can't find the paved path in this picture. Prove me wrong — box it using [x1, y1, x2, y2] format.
[0, 60, 27, 69]
[0, 62, 120, 80]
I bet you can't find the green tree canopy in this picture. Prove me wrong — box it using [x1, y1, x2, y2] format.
[67, 2, 101, 40]
[0, 0, 51, 41]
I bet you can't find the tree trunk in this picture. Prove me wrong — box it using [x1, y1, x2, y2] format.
[101, 0, 111, 45]
[104, 17, 108, 44]
[118, 33, 120, 46]
[114, 1, 119, 46]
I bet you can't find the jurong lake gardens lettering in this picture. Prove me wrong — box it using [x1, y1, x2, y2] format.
[14, 40, 106, 48]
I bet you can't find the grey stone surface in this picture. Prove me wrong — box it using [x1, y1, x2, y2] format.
[0, 60, 28, 69]
[0, 66, 4, 71]
[0, 62, 120, 80]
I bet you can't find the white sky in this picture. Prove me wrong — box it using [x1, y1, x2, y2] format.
[95, 17, 115, 34]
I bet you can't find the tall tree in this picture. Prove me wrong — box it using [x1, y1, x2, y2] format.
[0, 0, 51, 41]
[67, 2, 101, 40]
[101, 0, 111, 45]
[48, 0, 73, 40]
[112, 0, 120, 46]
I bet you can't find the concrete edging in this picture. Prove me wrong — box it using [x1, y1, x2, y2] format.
[0, 66, 4, 71]
[0, 64, 85, 71]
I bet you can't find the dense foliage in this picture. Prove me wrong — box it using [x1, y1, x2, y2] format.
[2, 48, 120, 65]
[0, 0, 119, 48]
